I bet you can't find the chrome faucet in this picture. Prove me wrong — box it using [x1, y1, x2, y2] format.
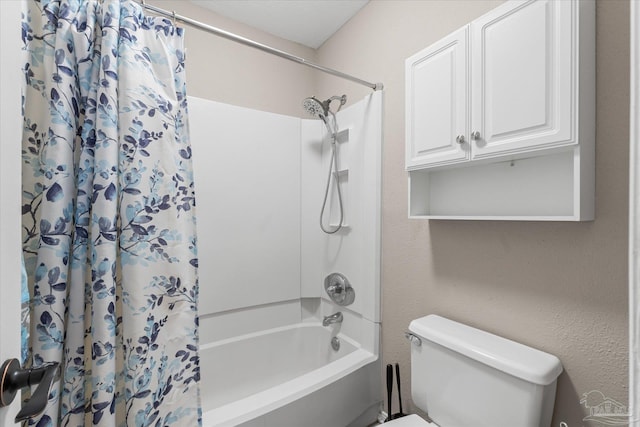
[322, 312, 343, 326]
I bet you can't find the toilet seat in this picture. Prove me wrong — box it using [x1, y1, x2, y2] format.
[382, 414, 433, 426]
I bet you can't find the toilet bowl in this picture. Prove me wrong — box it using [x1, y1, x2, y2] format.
[384, 315, 563, 427]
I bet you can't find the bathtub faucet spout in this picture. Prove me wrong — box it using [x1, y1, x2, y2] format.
[323, 312, 343, 327]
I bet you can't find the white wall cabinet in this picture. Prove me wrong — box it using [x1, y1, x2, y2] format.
[406, 26, 469, 169]
[471, 0, 576, 160]
[405, 0, 595, 221]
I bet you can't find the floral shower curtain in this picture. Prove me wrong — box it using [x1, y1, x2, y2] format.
[21, 1, 201, 425]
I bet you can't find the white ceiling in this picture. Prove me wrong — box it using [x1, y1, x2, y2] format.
[190, 1, 369, 49]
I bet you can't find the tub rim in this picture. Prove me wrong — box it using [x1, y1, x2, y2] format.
[199, 321, 362, 351]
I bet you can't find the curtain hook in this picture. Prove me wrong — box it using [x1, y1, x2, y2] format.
[172, 10, 177, 26]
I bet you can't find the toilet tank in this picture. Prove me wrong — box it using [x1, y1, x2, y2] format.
[408, 315, 563, 427]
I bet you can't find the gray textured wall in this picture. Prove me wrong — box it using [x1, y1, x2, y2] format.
[315, 1, 630, 424]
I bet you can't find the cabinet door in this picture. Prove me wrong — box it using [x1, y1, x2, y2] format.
[470, 0, 574, 160]
[406, 26, 469, 169]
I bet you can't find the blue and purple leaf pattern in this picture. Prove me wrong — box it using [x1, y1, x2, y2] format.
[21, 1, 201, 426]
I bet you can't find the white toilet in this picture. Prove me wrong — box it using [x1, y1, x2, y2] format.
[385, 315, 563, 427]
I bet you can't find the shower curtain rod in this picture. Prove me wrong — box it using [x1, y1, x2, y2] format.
[139, 1, 383, 91]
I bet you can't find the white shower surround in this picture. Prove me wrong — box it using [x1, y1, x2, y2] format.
[188, 92, 383, 425]
[189, 93, 382, 330]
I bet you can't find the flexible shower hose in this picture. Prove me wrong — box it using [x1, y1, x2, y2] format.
[320, 111, 344, 234]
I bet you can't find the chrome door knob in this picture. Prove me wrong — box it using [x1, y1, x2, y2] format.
[455, 135, 465, 144]
[471, 131, 481, 141]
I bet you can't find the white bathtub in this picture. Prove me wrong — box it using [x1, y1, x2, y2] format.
[200, 323, 380, 427]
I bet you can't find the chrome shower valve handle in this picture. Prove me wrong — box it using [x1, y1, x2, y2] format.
[324, 272, 355, 306]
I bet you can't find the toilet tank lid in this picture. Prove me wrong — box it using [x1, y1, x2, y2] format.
[409, 315, 563, 386]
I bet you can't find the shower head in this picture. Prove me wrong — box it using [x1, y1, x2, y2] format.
[303, 96, 329, 118]
[302, 95, 347, 120]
